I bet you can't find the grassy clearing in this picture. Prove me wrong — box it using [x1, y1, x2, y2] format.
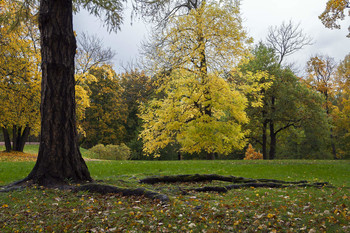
[0, 157, 349, 232]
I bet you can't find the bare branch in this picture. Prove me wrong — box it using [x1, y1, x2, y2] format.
[75, 32, 116, 74]
[266, 20, 313, 65]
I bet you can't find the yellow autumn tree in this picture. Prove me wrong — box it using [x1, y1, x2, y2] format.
[333, 53, 350, 158]
[74, 32, 117, 135]
[139, 0, 264, 158]
[0, 0, 41, 152]
[307, 55, 338, 159]
[0, 0, 92, 151]
[319, 0, 350, 37]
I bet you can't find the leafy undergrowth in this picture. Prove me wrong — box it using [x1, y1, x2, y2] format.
[0, 152, 37, 162]
[0, 183, 349, 232]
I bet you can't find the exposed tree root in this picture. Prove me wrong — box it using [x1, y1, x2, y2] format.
[1, 174, 333, 200]
[139, 174, 310, 185]
[140, 174, 333, 194]
[185, 182, 332, 194]
[73, 183, 169, 202]
[0, 180, 169, 202]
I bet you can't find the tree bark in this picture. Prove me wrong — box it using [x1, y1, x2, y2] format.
[269, 126, 276, 160]
[177, 151, 182, 160]
[2, 127, 12, 152]
[26, 0, 92, 186]
[12, 125, 17, 151]
[206, 152, 215, 160]
[269, 96, 276, 160]
[16, 126, 31, 152]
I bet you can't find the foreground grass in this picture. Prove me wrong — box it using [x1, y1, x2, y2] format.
[0, 159, 349, 232]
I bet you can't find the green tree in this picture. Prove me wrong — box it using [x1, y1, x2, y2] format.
[240, 43, 328, 160]
[81, 65, 128, 148]
[120, 70, 153, 159]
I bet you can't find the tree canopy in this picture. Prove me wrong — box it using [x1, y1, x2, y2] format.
[319, 0, 350, 37]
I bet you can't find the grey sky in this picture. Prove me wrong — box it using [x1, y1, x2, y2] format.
[73, 0, 350, 74]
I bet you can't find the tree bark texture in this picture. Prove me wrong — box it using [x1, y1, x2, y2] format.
[26, 0, 92, 185]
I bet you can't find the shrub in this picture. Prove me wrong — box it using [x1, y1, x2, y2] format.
[89, 144, 131, 160]
[244, 144, 263, 160]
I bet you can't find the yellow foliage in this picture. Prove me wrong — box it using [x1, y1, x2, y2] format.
[140, 71, 249, 157]
[0, 0, 92, 137]
[0, 0, 41, 135]
[244, 144, 263, 160]
[319, 0, 350, 37]
[139, 1, 265, 158]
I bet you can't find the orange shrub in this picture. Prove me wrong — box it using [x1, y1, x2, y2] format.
[244, 144, 263, 160]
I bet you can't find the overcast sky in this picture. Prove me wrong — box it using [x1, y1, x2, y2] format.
[73, 0, 350, 74]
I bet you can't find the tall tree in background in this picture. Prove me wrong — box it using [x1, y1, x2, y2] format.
[239, 43, 327, 160]
[265, 21, 312, 159]
[81, 65, 128, 148]
[333, 53, 350, 158]
[74, 32, 116, 136]
[307, 55, 338, 159]
[120, 70, 153, 159]
[319, 0, 350, 37]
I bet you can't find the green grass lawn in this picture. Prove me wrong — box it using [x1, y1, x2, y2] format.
[0, 157, 349, 232]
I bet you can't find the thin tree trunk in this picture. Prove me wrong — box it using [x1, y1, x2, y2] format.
[12, 125, 17, 151]
[16, 126, 31, 152]
[269, 125, 276, 160]
[26, 0, 92, 186]
[330, 129, 337, 159]
[15, 126, 22, 151]
[177, 151, 182, 160]
[2, 127, 12, 152]
[262, 120, 268, 160]
[269, 96, 276, 160]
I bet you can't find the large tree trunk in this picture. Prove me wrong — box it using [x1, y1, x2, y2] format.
[26, 0, 92, 186]
[2, 127, 12, 152]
